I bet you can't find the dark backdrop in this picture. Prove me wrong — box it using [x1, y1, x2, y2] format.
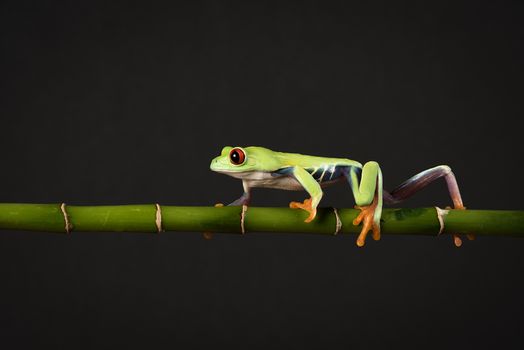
[1, 1, 523, 349]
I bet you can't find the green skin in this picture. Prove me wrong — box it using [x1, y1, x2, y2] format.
[210, 146, 470, 247]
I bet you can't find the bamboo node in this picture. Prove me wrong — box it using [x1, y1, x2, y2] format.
[435, 206, 449, 235]
[241, 205, 248, 234]
[155, 204, 164, 233]
[60, 203, 72, 233]
[333, 207, 342, 235]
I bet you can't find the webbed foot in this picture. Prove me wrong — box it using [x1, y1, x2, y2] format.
[353, 195, 380, 247]
[289, 198, 317, 223]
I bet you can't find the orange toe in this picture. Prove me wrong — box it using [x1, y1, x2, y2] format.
[372, 224, 381, 241]
[356, 222, 372, 247]
[453, 235, 462, 247]
[353, 195, 380, 247]
[304, 208, 317, 223]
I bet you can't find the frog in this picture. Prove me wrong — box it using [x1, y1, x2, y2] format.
[210, 146, 473, 247]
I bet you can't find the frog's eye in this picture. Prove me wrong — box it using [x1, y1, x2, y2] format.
[229, 148, 246, 165]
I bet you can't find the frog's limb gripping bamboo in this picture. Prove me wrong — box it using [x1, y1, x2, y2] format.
[344, 162, 383, 247]
[229, 192, 250, 206]
[383, 165, 474, 247]
[353, 194, 381, 247]
[289, 166, 323, 222]
[228, 180, 251, 206]
[289, 198, 317, 223]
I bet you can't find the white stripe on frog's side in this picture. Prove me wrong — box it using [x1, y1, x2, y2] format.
[329, 164, 336, 180]
[307, 164, 346, 183]
[317, 164, 338, 183]
[318, 166, 328, 183]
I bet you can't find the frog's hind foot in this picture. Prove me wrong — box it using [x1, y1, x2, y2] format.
[289, 198, 317, 223]
[353, 195, 380, 247]
[445, 206, 475, 247]
[452, 231, 475, 248]
[382, 165, 474, 247]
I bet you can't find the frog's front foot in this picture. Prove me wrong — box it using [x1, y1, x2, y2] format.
[228, 193, 250, 206]
[289, 198, 317, 223]
[353, 195, 380, 247]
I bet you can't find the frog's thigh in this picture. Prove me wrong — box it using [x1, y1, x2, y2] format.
[347, 161, 379, 206]
[384, 165, 463, 207]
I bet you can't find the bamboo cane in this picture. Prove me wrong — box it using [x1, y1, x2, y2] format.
[0, 203, 523, 238]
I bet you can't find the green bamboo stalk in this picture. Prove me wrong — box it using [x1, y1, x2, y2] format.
[0, 203, 523, 237]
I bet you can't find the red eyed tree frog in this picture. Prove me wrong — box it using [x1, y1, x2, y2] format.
[210, 146, 473, 247]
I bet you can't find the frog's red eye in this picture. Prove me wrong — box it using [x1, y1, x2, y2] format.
[229, 148, 246, 165]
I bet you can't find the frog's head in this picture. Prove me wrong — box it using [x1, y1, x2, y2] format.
[210, 146, 281, 174]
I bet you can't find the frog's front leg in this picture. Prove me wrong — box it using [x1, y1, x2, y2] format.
[344, 162, 383, 247]
[228, 180, 251, 206]
[288, 166, 323, 222]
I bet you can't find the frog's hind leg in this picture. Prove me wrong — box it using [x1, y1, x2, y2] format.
[343, 162, 383, 247]
[383, 165, 473, 247]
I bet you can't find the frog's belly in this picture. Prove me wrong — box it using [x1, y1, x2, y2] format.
[247, 174, 344, 191]
[247, 175, 303, 190]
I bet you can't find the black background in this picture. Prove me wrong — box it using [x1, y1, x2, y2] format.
[1, 1, 523, 349]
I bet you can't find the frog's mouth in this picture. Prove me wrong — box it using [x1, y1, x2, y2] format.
[209, 158, 233, 173]
[210, 156, 254, 173]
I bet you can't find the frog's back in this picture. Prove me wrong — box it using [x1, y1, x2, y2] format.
[274, 150, 362, 169]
